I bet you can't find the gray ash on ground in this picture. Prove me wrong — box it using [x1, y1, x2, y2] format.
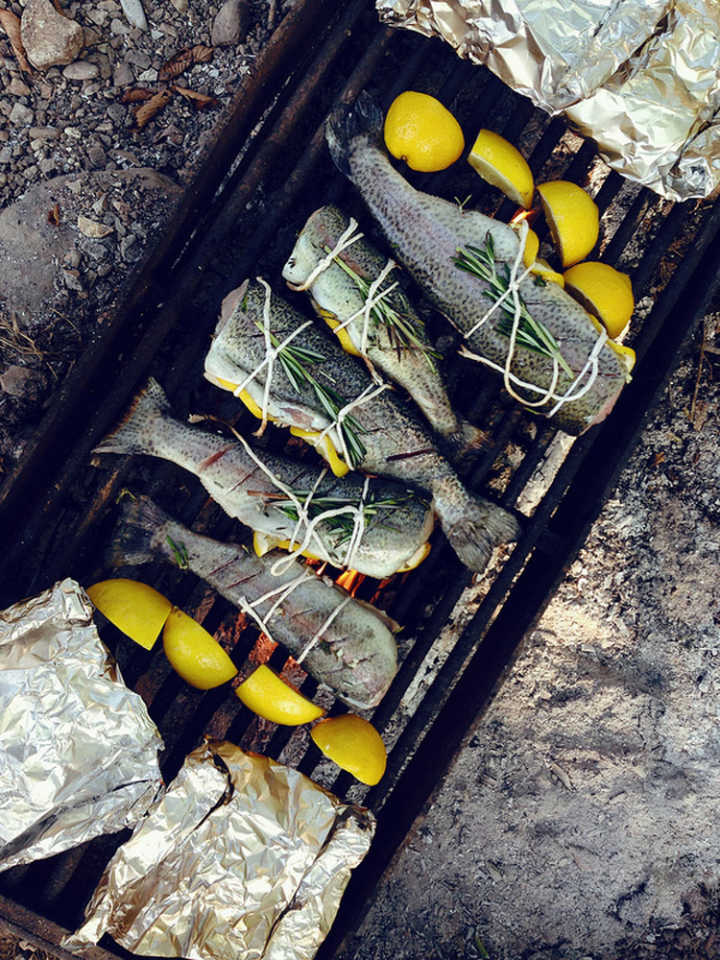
[0, 0, 289, 474]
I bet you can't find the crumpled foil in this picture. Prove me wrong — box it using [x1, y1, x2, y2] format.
[376, 0, 720, 201]
[66, 741, 376, 960]
[0, 578, 164, 873]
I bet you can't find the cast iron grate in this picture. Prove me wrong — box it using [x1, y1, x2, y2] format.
[1, 0, 720, 956]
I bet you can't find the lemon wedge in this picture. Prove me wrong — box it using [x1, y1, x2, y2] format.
[468, 130, 534, 209]
[531, 258, 565, 287]
[162, 608, 237, 689]
[537, 181, 599, 267]
[384, 91, 464, 173]
[235, 665, 325, 725]
[563, 261, 634, 338]
[311, 714, 387, 785]
[87, 578, 172, 651]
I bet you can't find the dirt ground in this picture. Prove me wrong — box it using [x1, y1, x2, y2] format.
[339, 317, 720, 960]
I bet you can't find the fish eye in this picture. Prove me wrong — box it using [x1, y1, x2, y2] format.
[287, 257, 296, 269]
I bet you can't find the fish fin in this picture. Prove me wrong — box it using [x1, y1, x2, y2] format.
[444, 419, 491, 464]
[93, 378, 172, 456]
[109, 495, 168, 567]
[326, 91, 383, 177]
[433, 477, 520, 572]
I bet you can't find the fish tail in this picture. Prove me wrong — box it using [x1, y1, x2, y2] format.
[93, 378, 172, 457]
[108, 495, 169, 567]
[433, 476, 520, 572]
[326, 91, 383, 177]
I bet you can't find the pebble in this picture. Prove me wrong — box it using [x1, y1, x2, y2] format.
[113, 61, 134, 86]
[21, 0, 85, 71]
[126, 50, 151, 69]
[7, 78, 32, 96]
[211, 0, 249, 46]
[119, 0, 148, 31]
[87, 144, 107, 168]
[107, 102, 125, 123]
[39, 156, 56, 174]
[62, 61, 99, 81]
[110, 18, 131, 35]
[0, 148, 13, 165]
[1, 366, 39, 398]
[136, 68, 157, 83]
[28, 126, 60, 139]
[10, 102, 34, 125]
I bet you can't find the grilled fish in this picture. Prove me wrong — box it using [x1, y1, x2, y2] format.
[282, 204, 487, 459]
[94, 378, 434, 579]
[205, 280, 519, 572]
[110, 495, 398, 709]
[326, 94, 632, 436]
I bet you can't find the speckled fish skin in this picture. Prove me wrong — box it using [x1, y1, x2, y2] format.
[93, 378, 434, 579]
[325, 94, 629, 436]
[282, 204, 487, 460]
[205, 280, 519, 572]
[110, 496, 398, 709]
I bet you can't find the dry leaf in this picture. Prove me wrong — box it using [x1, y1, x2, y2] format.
[158, 47, 193, 82]
[172, 85, 216, 109]
[191, 44, 213, 64]
[134, 88, 172, 129]
[0, 9, 31, 73]
[652, 451, 665, 467]
[77, 215, 114, 239]
[120, 87, 155, 103]
[47, 204, 61, 226]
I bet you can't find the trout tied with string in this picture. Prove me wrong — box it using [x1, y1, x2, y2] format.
[325, 93, 633, 436]
[204, 280, 519, 572]
[282, 204, 487, 460]
[93, 378, 434, 579]
[110, 496, 399, 709]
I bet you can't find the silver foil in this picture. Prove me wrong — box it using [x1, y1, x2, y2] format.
[66, 741, 376, 960]
[0, 578, 164, 872]
[376, 0, 720, 201]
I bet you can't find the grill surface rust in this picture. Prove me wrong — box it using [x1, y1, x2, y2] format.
[2, 0, 720, 956]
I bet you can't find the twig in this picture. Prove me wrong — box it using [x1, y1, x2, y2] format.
[689, 330, 707, 425]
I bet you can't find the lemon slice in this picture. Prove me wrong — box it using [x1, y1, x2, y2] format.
[253, 530, 279, 558]
[468, 130, 534, 209]
[563, 261, 634, 338]
[537, 181, 599, 267]
[531, 258, 565, 287]
[235, 665, 324, 725]
[162, 608, 237, 689]
[311, 714, 387, 785]
[384, 91, 464, 173]
[87, 578, 172, 651]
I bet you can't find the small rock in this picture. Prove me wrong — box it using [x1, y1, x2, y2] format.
[110, 18, 131, 35]
[7, 78, 32, 96]
[169, 0, 187, 11]
[10, 102, 34, 125]
[82, 26, 103, 46]
[62, 61, 99, 81]
[64, 247, 81, 267]
[86, 144, 107, 168]
[107, 102, 126, 123]
[39, 157, 56, 174]
[120, 233, 137, 258]
[136, 68, 157, 83]
[61, 267, 84, 292]
[119, 0, 148, 31]
[0, 147, 12, 165]
[1, 365, 42, 399]
[126, 49, 151, 68]
[28, 126, 59, 140]
[21, 0, 85, 71]
[211, 0, 249, 46]
[77, 214, 113, 238]
[112, 61, 134, 86]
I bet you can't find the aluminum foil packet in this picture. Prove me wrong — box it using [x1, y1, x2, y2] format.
[0, 578, 164, 873]
[376, 0, 720, 201]
[66, 741, 376, 960]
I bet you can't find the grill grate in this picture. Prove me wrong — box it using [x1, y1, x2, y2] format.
[2, 0, 720, 955]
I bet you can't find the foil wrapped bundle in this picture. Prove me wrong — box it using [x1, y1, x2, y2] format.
[376, 0, 720, 201]
[0, 579, 164, 873]
[67, 741, 376, 960]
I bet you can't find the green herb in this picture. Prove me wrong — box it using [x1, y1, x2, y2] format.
[255, 322, 367, 468]
[272, 489, 416, 546]
[454, 233, 573, 378]
[166, 535, 189, 570]
[328, 248, 440, 371]
[454, 194, 472, 212]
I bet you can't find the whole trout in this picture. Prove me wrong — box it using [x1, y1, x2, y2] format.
[94, 378, 434, 579]
[282, 205, 486, 459]
[110, 496, 398, 709]
[204, 280, 519, 572]
[325, 94, 632, 436]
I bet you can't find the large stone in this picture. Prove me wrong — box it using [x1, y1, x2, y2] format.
[21, 0, 84, 71]
[211, 0, 249, 46]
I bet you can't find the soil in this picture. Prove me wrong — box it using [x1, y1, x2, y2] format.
[339, 315, 720, 960]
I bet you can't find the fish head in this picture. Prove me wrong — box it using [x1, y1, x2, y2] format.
[282, 206, 349, 289]
[205, 278, 261, 388]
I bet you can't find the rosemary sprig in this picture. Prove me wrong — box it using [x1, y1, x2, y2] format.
[166, 535, 189, 570]
[327, 247, 440, 371]
[255, 321, 367, 468]
[272, 490, 415, 545]
[454, 233, 573, 378]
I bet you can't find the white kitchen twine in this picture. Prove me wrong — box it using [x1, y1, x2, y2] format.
[459, 219, 608, 413]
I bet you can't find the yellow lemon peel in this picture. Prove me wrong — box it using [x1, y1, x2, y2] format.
[87, 578, 172, 651]
[563, 261, 634, 339]
[162, 608, 237, 689]
[537, 181, 599, 267]
[468, 129, 535, 209]
[235, 664, 324, 725]
[384, 91, 464, 173]
[311, 714, 387, 785]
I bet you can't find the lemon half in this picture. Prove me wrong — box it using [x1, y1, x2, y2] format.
[384, 91, 464, 173]
[311, 714, 387, 785]
[87, 578, 172, 651]
[468, 130, 534, 209]
[235, 665, 324, 725]
[564, 261, 634, 339]
[537, 180, 599, 267]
